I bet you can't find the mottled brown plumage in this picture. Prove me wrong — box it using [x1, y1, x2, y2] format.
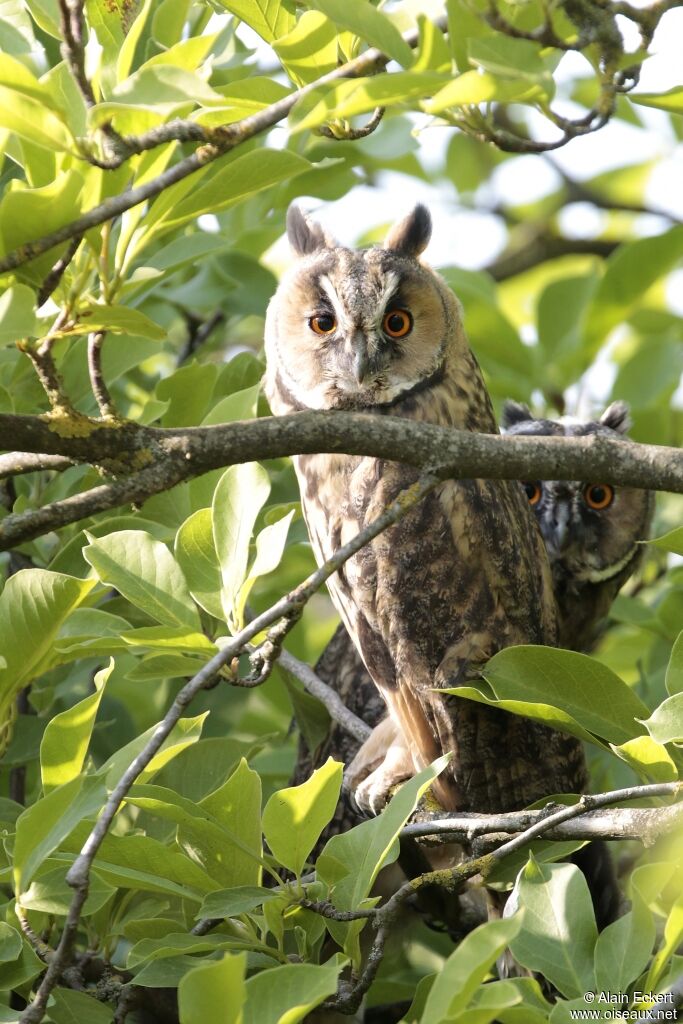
[266, 203, 585, 817]
[502, 400, 654, 652]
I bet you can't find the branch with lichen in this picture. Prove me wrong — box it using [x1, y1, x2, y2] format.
[0, 411, 681, 551]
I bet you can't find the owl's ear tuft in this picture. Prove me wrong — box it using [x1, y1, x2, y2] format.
[286, 204, 329, 256]
[501, 400, 533, 428]
[600, 401, 631, 434]
[383, 204, 432, 257]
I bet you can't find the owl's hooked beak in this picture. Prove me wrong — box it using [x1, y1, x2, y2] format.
[353, 342, 370, 385]
[548, 500, 571, 553]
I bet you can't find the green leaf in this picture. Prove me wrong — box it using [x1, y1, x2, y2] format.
[45, 988, 114, 1024]
[480, 646, 650, 745]
[40, 659, 111, 791]
[0, 570, 95, 744]
[274, 10, 338, 85]
[146, 149, 310, 240]
[594, 876, 655, 994]
[308, 0, 413, 66]
[175, 509, 224, 620]
[424, 70, 544, 112]
[0, 83, 72, 151]
[0, 170, 83, 282]
[14, 774, 106, 894]
[126, 770, 265, 889]
[198, 886, 282, 921]
[179, 952, 246, 1024]
[102, 714, 207, 788]
[291, 71, 447, 132]
[83, 530, 201, 631]
[21, 864, 115, 916]
[64, 304, 165, 340]
[630, 87, 683, 113]
[650, 526, 683, 556]
[419, 916, 522, 1023]
[243, 957, 344, 1024]
[235, 510, 295, 626]
[197, 759, 263, 888]
[0, 284, 37, 346]
[214, 0, 295, 43]
[128, 933, 264, 969]
[201, 384, 260, 426]
[508, 859, 597, 999]
[583, 227, 683, 352]
[611, 735, 678, 783]
[639, 693, 683, 744]
[666, 632, 683, 695]
[62, 824, 219, 900]
[450, 977, 552, 1024]
[120, 626, 216, 655]
[468, 36, 545, 80]
[641, 890, 683, 993]
[263, 758, 343, 876]
[317, 756, 450, 959]
[0, 924, 21, 964]
[212, 464, 271, 629]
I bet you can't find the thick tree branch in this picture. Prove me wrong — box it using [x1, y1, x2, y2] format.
[0, 413, 681, 550]
[18, 472, 437, 1024]
[402, 801, 683, 845]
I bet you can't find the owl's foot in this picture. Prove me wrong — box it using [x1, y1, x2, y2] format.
[345, 718, 413, 816]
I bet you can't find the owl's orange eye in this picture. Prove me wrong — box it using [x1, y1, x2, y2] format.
[523, 482, 542, 506]
[382, 309, 412, 338]
[309, 314, 337, 335]
[584, 484, 614, 510]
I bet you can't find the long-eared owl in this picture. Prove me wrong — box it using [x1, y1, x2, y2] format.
[502, 400, 654, 651]
[290, 403, 648, 925]
[264, 202, 585, 816]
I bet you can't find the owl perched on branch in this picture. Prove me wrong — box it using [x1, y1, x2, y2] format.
[502, 400, 654, 652]
[265, 202, 584, 817]
[291, 403, 650, 926]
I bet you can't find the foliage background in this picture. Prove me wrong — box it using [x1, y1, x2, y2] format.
[0, 0, 682, 1021]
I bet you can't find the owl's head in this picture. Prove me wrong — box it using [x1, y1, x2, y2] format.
[264, 204, 464, 412]
[502, 401, 654, 585]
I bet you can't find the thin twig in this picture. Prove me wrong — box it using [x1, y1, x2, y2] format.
[278, 648, 372, 745]
[317, 780, 682, 1013]
[318, 107, 385, 140]
[176, 310, 225, 365]
[0, 19, 429, 274]
[0, 454, 75, 480]
[36, 236, 83, 307]
[87, 332, 116, 418]
[18, 472, 438, 1024]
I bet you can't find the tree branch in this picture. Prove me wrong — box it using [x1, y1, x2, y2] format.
[1, 412, 681, 550]
[0, 453, 75, 480]
[402, 801, 683, 845]
[278, 648, 372, 745]
[317, 781, 682, 1013]
[17, 472, 437, 1024]
[0, 20, 430, 275]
